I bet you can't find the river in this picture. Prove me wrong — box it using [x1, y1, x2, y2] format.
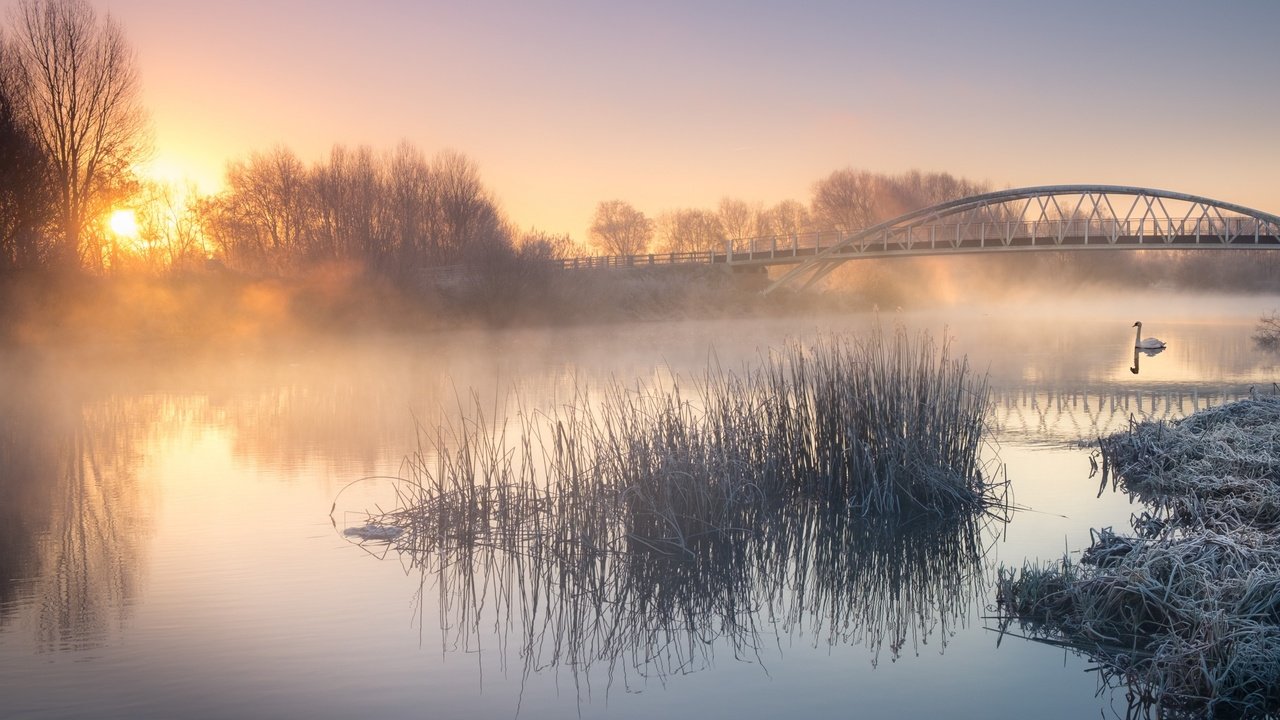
[1, 291, 1277, 719]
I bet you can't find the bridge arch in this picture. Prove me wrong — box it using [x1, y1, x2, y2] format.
[761, 185, 1280, 294]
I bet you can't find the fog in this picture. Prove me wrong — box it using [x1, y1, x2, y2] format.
[2, 274, 1278, 718]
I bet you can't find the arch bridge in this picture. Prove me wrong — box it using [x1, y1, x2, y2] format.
[557, 186, 1280, 294]
[759, 185, 1280, 293]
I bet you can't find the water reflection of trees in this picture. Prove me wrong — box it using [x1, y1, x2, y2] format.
[372, 501, 997, 696]
[0, 370, 151, 651]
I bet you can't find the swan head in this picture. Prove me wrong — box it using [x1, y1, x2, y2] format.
[1132, 321, 1141, 328]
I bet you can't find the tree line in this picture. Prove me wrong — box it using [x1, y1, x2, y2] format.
[0, 0, 1061, 286]
[0, 0, 994, 287]
[0, 0, 570, 283]
[197, 143, 574, 281]
[587, 170, 991, 257]
[2, 0, 1275, 304]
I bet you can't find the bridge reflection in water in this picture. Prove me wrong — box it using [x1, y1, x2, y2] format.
[992, 382, 1262, 443]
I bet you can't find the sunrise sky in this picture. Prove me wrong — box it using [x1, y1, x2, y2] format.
[96, 0, 1280, 241]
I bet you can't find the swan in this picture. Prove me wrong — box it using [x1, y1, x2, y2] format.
[1132, 321, 1166, 350]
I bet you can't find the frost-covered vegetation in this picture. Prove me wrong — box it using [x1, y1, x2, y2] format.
[340, 330, 1006, 688]
[998, 395, 1280, 718]
[1255, 311, 1280, 350]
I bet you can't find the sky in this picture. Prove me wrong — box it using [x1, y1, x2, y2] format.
[52, 0, 1280, 242]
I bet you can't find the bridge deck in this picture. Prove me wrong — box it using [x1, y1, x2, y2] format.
[558, 232, 1280, 271]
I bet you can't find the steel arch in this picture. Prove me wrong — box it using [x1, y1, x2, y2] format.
[762, 185, 1280, 294]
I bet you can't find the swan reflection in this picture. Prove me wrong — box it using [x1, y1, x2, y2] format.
[1129, 345, 1165, 374]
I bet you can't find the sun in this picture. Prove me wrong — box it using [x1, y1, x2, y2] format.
[109, 209, 139, 238]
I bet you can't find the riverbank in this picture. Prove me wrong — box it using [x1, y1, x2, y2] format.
[0, 265, 868, 358]
[997, 394, 1280, 717]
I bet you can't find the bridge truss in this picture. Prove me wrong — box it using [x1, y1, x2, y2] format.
[760, 185, 1280, 294]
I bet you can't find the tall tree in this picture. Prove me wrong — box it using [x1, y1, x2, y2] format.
[312, 144, 387, 264]
[811, 168, 882, 233]
[133, 180, 205, 271]
[761, 199, 812, 239]
[717, 197, 757, 240]
[215, 146, 311, 271]
[0, 45, 52, 270]
[432, 149, 505, 265]
[384, 142, 435, 271]
[6, 0, 149, 268]
[657, 208, 723, 254]
[588, 200, 652, 256]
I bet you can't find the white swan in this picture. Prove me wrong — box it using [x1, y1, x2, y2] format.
[1132, 321, 1166, 350]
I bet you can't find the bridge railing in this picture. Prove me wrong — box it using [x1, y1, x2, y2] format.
[553, 232, 846, 270]
[724, 216, 1277, 257]
[552, 215, 1278, 271]
[859, 216, 1277, 250]
[552, 250, 727, 270]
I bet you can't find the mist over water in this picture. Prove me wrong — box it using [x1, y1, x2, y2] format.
[0, 290, 1278, 719]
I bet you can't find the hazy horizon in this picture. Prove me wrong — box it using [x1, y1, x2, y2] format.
[97, 0, 1280, 242]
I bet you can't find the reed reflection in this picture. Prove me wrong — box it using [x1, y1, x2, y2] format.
[353, 494, 998, 694]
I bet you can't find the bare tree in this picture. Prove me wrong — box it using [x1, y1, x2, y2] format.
[811, 168, 883, 233]
[6, 0, 149, 269]
[518, 228, 579, 260]
[311, 144, 387, 265]
[880, 170, 988, 219]
[657, 208, 723, 254]
[385, 141, 436, 271]
[0, 44, 52, 270]
[432, 149, 504, 265]
[211, 146, 311, 271]
[203, 142, 514, 278]
[761, 199, 812, 239]
[132, 180, 205, 271]
[588, 200, 652, 256]
[717, 197, 758, 240]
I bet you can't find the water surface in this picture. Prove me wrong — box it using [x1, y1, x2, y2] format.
[1, 292, 1277, 719]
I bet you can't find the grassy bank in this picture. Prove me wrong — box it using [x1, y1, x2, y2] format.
[997, 394, 1280, 718]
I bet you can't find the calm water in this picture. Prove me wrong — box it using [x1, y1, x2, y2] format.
[1, 292, 1278, 719]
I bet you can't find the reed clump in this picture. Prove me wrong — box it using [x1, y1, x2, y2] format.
[340, 329, 1005, 695]
[997, 394, 1280, 718]
[368, 328, 1002, 557]
[1254, 311, 1280, 350]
